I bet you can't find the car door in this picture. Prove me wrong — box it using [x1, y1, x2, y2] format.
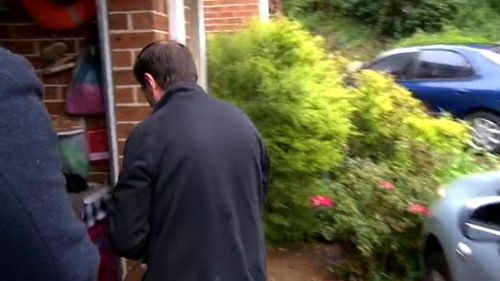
[456, 199, 500, 281]
[401, 49, 478, 116]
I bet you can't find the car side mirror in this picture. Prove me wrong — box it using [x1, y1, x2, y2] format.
[460, 196, 500, 242]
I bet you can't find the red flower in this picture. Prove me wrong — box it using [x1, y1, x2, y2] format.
[311, 195, 336, 209]
[382, 181, 395, 191]
[408, 204, 432, 217]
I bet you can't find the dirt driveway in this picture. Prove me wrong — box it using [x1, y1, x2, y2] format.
[268, 243, 341, 281]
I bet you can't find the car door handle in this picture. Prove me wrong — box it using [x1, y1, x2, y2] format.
[456, 242, 472, 261]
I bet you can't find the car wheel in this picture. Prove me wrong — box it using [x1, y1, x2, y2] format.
[466, 111, 500, 153]
[425, 252, 452, 281]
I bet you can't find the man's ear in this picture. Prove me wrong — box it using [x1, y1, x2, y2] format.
[144, 73, 156, 90]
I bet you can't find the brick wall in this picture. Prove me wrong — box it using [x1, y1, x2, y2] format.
[108, 0, 169, 161]
[110, 0, 261, 158]
[0, 2, 109, 184]
[0, 0, 265, 172]
[203, 0, 261, 34]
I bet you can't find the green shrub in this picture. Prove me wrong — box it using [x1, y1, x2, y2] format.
[322, 158, 435, 280]
[396, 27, 494, 48]
[208, 18, 354, 242]
[317, 70, 491, 280]
[452, 0, 500, 41]
[286, 0, 462, 38]
[208, 18, 500, 279]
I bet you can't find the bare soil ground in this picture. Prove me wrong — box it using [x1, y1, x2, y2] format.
[124, 243, 343, 281]
[267, 243, 342, 281]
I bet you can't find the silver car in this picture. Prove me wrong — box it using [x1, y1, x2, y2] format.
[424, 172, 500, 281]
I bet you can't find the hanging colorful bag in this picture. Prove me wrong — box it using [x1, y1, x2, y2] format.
[59, 130, 91, 178]
[87, 127, 109, 163]
[66, 51, 105, 115]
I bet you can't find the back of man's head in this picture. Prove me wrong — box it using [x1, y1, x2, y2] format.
[133, 41, 198, 91]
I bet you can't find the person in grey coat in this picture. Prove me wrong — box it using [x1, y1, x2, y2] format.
[0, 47, 99, 281]
[110, 41, 270, 281]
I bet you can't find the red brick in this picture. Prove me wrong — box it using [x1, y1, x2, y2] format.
[110, 13, 129, 31]
[109, 0, 156, 12]
[88, 172, 109, 184]
[59, 86, 70, 99]
[205, 25, 239, 33]
[204, 0, 259, 4]
[136, 90, 148, 104]
[111, 32, 167, 49]
[44, 87, 62, 100]
[44, 101, 66, 115]
[132, 12, 168, 32]
[117, 123, 138, 139]
[41, 71, 73, 85]
[118, 140, 127, 157]
[114, 70, 137, 86]
[0, 27, 9, 38]
[206, 18, 229, 25]
[0, 40, 36, 55]
[112, 50, 132, 68]
[25, 57, 47, 70]
[116, 106, 151, 123]
[115, 87, 136, 103]
[0, 9, 33, 24]
[86, 117, 108, 128]
[92, 162, 111, 172]
[39, 39, 77, 55]
[56, 24, 97, 38]
[205, 10, 259, 19]
[9, 25, 51, 39]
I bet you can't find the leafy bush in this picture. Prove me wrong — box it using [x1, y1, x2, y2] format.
[452, 0, 500, 41]
[322, 159, 435, 280]
[317, 71, 496, 280]
[286, 0, 462, 38]
[209, 18, 354, 242]
[208, 18, 499, 279]
[396, 27, 494, 48]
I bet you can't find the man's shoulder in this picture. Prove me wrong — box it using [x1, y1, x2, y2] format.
[214, 97, 256, 126]
[129, 116, 155, 139]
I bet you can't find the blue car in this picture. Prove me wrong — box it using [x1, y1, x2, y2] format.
[366, 45, 500, 152]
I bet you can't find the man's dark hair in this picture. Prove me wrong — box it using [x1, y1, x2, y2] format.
[133, 41, 198, 90]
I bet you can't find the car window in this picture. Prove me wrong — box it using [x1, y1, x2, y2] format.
[414, 50, 474, 80]
[369, 53, 416, 80]
[471, 202, 500, 228]
[478, 49, 500, 66]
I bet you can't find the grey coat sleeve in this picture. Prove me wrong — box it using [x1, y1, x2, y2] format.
[0, 71, 99, 281]
[109, 124, 153, 260]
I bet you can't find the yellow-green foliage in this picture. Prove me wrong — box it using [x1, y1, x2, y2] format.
[396, 27, 493, 48]
[208, 18, 498, 280]
[209, 18, 354, 242]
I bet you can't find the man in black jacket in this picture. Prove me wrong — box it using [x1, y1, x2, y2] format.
[0, 47, 99, 280]
[109, 41, 270, 281]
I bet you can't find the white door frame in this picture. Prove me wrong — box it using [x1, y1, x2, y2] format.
[168, 0, 187, 44]
[260, 0, 270, 21]
[168, 0, 207, 91]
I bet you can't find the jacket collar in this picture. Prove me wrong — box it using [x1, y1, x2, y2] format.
[153, 82, 205, 113]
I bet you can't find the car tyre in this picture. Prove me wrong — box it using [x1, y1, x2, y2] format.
[466, 111, 500, 153]
[425, 252, 452, 281]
